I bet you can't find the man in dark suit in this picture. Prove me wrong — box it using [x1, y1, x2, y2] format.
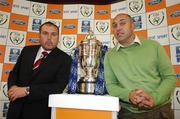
[7, 22, 72, 119]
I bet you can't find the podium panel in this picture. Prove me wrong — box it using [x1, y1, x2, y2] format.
[56, 108, 112, 119]
[49, 94, 120, 119]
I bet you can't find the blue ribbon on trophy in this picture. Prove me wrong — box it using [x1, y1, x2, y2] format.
[68, 31, 108, 95]
[67, 47, 79, 94]
[94, 45, 108, 95]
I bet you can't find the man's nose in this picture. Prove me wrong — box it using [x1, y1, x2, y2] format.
[48, 34, 52, 39]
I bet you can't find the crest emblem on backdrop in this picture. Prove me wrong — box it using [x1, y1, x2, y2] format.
[2, 83, 8, 98]
[148, 11, 164, 26]
[176, 90, 180, 104]
[63, 36, 75, 49]
[96, 21, 109, 33]
[80, 6, 93, 17]
[171, 25, 180, 41]
[10, 31, 24, 45]
[0, 13, 8, 25]
[32, 4, 45, 16]
[129, 0, 143, 13]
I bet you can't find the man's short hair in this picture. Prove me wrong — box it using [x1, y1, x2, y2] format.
[39, 21, 59, 33]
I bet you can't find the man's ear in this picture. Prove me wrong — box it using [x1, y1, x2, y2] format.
[131, 22, 135, 30]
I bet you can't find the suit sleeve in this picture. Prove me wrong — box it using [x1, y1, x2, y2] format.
[27, 54, 72, 101]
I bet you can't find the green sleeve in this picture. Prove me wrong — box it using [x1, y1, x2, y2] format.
[151, 44, 176, 106]
[104, 53, 131, 103]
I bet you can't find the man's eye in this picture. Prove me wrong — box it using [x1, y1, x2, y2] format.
[52, 33, 58, 36]
[112, 24, 117, 28]
[120, 22, 126, 26]
[42, 32, 48, 35]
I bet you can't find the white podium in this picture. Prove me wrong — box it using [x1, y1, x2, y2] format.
[48, 94, 120, 119]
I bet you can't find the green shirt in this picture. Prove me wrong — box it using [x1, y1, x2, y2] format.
[104, 39, 176, 113]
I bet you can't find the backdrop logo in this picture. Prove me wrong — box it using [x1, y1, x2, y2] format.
[0, 0, 9, 6]
[0, 13, 8, 25]
[148, 11, 164, 26]
[80, 6, 93, 17]
[171, 25, 180, 41]
[129, 0, 143, 13]
[3, 83, 8, 97]
[176, 46, 180, 63]
[148, 0, 162, 6]
[132, 15, 142, 29]
[32, 4, 45, 16]
[96, 21, 109, 33]
[10, 31, 24, 45]
[175, 90, 180, 104]
[12, 19, 26, 25]
[32, 19, 42, 31]
[97, 10, 108, 14]
[29, 38, 39, 43]
[63, 36, 75, 49]
[64, 24, 75, 29]
[9, 48, 21, 62]
[49, 9, 61, 14]
[112, 36, 118, 46]
[81, 20, 90, 33]
[170, 10, 180, 17]
[5, 70, 11, 75]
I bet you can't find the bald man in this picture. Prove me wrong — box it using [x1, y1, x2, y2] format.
[104, 13, 176, 119]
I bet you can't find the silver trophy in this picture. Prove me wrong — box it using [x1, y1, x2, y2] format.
[77, 31, 102, 94]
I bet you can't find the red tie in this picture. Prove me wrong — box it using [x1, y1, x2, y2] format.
[33, 51, 48, 70]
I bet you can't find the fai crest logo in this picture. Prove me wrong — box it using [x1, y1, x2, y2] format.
[171, 25, 180, 41]
[32, 4, 45, 16]
[96, 21, 109, 33]
[129, 0, 143, 13]
[148, 11, 164, 26]
[63, 36, 75, 49]
[2, 83, 8, 98]
[0, 13, 8, 25]
[112, 36, 118, 46]
[80, 6, 93, 17]
[10, 31, 24, 45]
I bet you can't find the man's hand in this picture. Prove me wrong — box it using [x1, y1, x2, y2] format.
[129, 89, 154, 109]
[8, 85, 27, 102]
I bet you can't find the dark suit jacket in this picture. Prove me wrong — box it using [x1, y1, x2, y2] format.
[7, 45, 72, 119]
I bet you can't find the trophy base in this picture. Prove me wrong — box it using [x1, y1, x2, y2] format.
[77, 82, 96, 94]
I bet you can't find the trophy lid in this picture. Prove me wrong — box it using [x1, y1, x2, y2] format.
[81, 31, 102, 46]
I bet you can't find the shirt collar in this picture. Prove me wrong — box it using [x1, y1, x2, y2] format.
[39, 47, 51, 54]
[116, 35, 141, 51]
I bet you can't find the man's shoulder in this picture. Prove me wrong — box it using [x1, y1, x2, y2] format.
[53, 48, 72, 59]
[140, 38, 161, 46]
[23, 45, 40, 50]
[105, 47, 117, 56]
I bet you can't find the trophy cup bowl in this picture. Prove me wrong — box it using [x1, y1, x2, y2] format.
[77, 32, 102, 94]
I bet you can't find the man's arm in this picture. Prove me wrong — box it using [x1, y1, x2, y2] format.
[26, 54, 72, 101]
[150, 44, 176, 106]
[104, 53, 132, 103]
